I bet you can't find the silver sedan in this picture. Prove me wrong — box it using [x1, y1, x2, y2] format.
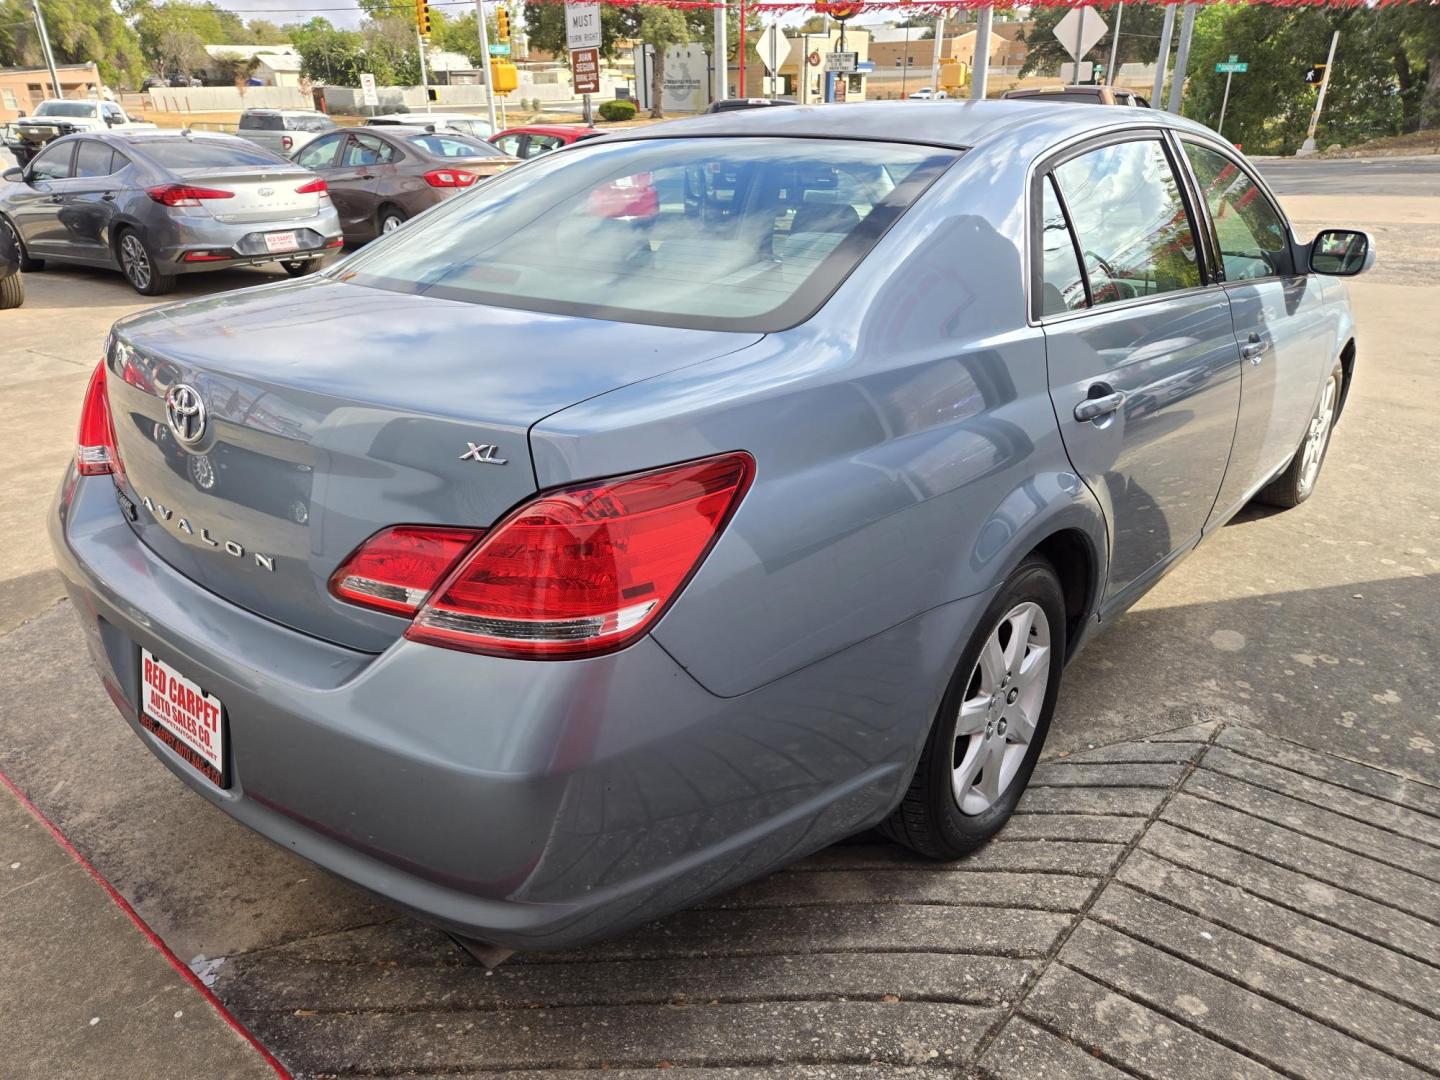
[0, 130, 342, 294]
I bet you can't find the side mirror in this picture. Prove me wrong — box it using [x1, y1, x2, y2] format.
[1309, 229, 1374, 277]
[2, 167, 23, 183]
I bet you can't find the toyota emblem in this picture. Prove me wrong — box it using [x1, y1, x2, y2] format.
[165, 384, 207, 446]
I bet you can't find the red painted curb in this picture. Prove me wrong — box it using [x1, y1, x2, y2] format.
[0, 767, 292, 1080]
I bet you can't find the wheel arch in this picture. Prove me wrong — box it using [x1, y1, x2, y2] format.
[1335, 337, 1356, 422]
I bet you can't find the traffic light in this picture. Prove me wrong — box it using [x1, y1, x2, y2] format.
[495, 6, 510, 43]
[489, 60, 518, 94]
[414, 0, 430, 37]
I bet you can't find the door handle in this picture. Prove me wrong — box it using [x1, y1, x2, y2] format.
[1240, 333, 1268, 364]
[1074, 390, 1127, 423]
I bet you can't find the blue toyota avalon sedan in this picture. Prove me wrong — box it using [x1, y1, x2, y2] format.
[51, 101, 1372, 951]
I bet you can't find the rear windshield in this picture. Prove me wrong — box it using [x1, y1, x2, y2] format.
[407, 132, 502, 158]
[336, 137, 957, 331]
[138, 139, 288, 168]
[238, 113, 283, 130]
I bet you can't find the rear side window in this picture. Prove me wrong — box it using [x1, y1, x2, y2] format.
[239, 113, 283, 131]
[338, 136, 957, 332]
[1052, 138, 1202, 306]
[1182, 141, 1291, 280]
[73, 140, 116, 178]
[139, 139, 286, 168]
[492, 133, 522, 156]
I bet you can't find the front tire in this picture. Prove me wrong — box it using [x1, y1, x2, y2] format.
[1258, 361, 1343, 509]
[0, 270, 23, 309]
[880, 555, 1067, 859]
[117, 228, 175, 296]
[2, 216, 43, 271]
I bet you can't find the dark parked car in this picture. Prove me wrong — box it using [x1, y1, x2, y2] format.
[293, 125, 516, 242]
[489, 124, 605, 160]
[52, 101, 1370, 953]
[0, 131, 342, 294]
[704, 97, 798, 114]
[0, 214, 23, 308]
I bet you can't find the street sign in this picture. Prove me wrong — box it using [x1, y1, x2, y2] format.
[1215, 54, 1248, 73]
[754, 24, 791, 76]
[1053, 7, 1107, 62]
[489, 43, 512, 57]
[824, 51, 858, 74]
[571, 47, 601, 95]
[565, 3, 601, 52]
[358, 72, 379, 107]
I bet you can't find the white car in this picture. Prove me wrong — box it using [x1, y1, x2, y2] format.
[365, 112, 495, 140]
[10, 99, 155, 164]
[907, 87, 949, 100]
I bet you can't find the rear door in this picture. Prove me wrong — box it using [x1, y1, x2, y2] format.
[1036, 132, 1241, 611]
[1176, 137, 1335, 521]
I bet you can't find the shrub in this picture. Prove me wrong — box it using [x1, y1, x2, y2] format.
[598, 99, 637, 122]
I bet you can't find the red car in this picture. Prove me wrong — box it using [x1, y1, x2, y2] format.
[489, 124, 606, 160]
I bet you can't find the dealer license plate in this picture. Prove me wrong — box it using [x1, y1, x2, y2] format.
[264, 230, 300, 254]
[140, 649, 227, 788]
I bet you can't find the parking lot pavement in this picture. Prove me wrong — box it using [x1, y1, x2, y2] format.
[0, 160, 1436, 1077]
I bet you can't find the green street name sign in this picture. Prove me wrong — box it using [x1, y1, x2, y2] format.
[489, 43, 512, 56]
[1216, 54, 1247, 74]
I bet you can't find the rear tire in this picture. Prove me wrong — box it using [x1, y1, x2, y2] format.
[1258, 361, 1343, 509]
[281, 258, 319, 277]
[117, 228, 175, 296]
[879, 555, 1067, 859]
[2, 216, 43, 271]
[378, 205, 407, 235]
[0, 270, 23, 309]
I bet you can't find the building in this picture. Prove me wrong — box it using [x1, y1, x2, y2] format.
[0, 63, 104, 121]
[203, 45, 303, 88]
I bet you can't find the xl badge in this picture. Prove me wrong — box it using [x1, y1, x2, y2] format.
[460, 442, 507, 465]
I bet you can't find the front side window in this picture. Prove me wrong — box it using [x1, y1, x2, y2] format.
[1039, 175, 1087, 315]
[492, 133, 522, 156]
[1053, 138, 1202, 306]
[296, 132, 343, 169]
[29, 142, 74, 181]
[337, 137, 957, 332]
[526, 134, 565, 157]
[1183, 141, 1291, 281]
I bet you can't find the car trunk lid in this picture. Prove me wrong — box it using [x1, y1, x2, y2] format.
[170, 165, 325, 224]
[106, 275, 762, 651]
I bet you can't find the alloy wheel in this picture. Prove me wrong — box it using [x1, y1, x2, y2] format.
[1298, 374, 1338, 496]
[120, 234, 151, 290]
[952, 601, 1051, 815]
[382, 214, 404, 234]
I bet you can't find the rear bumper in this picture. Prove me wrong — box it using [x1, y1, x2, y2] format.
[49, 468, 980, 949]
[145, 207, 343, 274]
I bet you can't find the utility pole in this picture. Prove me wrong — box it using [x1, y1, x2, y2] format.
[929, 13, 943, 98]
[473, 0, 499, 134]
[30, 0, 62, 100]
[1151, 4, 1175, 106]
[1217, 65, 1234, 136]
[971, 5, 991, 100]
[1106, 2, 1124, 86]
[1166, 3, 1197, 114]
[1298, 30, 1339, 156]
[416, 25, 432, 114]
[714, 2, 727, 101]
[901, 22, 910, 98]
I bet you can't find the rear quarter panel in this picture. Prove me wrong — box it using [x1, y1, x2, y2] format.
[530, 137, 1107, 697]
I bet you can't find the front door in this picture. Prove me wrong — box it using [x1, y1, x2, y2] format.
[1036, 134, 1241, 610]
[10, 140, 75, 256]
[292, 131, 355, 235]
[327, 133, 395, 240]
[1178, 139, 1337, 520]
[54, 139, 122, 262]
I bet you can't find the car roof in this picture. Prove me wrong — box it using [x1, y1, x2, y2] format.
[242, 108, 326, 115]
[495, 125, 596, 137]
[369, 112, 480, 122]
[593, 99, 1209, 151]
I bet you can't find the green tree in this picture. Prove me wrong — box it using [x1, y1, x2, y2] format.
[1020, 2, 1169, 81]
[637, 6, 689, 118]
[0, 0, 146, 87]
[245, 20, 291, 46]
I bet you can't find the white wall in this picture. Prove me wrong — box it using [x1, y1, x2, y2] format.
[148, 85, 310, 112]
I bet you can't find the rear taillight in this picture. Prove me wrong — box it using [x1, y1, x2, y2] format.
[295, 177, 329, 199]
[76, 361, 118, 477]
[146, 184, 236, 208]
[330, 526, 482, 616]
[406, 453, 753, 658]
[423, 169, 477, 189]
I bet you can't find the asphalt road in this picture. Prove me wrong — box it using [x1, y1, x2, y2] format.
[1257, 154, 1440, 197]
[0, 153, 1436, 1077]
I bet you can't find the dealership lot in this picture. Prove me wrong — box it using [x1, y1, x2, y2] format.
[1, 159, 1436, 1078]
